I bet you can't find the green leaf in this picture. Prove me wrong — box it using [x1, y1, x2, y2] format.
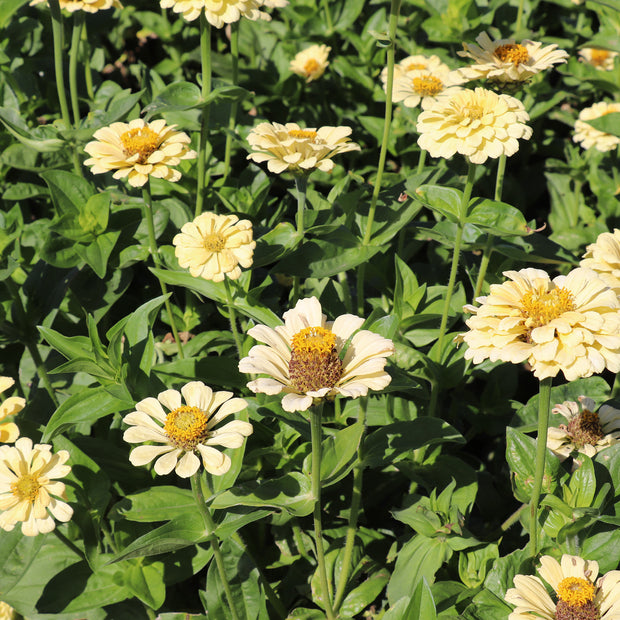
[40, 170, 95, 216]
[143, 81, 202, 117]
[38, 327, 93, 363]
[466, 198, 529, 237]
[320, 422, 364, 487]
[0, 0, 30, 29]
[125, 562, 166, 610]
[413, 184, 464, 223]
[114, 486, 196, 523]
[0, 107, 64, 152]
[339, 569, 390, 616]
[75, 230, 121, 278]
[586, 112, 620, 137]
[252, 222, 303, 267]
[0, 528, 46, 594]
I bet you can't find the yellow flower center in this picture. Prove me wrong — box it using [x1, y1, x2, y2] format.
[203, 232, 226, 253]
[164, 405, 209, 450]
[120, 126, 161, 164]
[304, 58, 320, 74]
[494, 43, 530, 65]
[556, 577, 596, 607]
[459, 104, 485, 122]
[566, 408, 605, 449]
[406, 62, 426, 71]
[11, 474, 41, 502]
[520, 287, 575, 329]
[288, 326, 343, 394]
[412, 75, 443, 97]
[288, 129, 318, 141]
[589, 49, 611, 67]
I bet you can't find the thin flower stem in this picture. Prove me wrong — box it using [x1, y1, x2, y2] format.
[292, 174, 309, 304]
[222, 22, 239, 183]
[223, 277, 243, 358]
[82, 21, 94, 100]
[69, 11, 85, 127]
[321, 0, 334, 34]
[310, 403, 336, 620]
[52, 527, 86, 560]
[196, 13, 212, 218]
[529, 376, 553, 558]
[515, 0, 527, 38]
[416, 148, 427, 175]
[190, 473, 241, 620]
[49, 0, 71, 130]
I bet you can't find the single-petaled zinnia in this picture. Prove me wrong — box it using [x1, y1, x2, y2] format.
[290, 44, 331, 83]
[0, 377, 23, 444]
[392, 67, 466, 109]
[122, 381, 253, 478]
[382, 54, 451, 89]
[0, 437, 73, 536]
[84, 118, 196, 188]
[160, 0, 266, 25]
[459, 267, 620, 381]
[506, 554, 620, 619]
[173, 213, 256, 282]
[238, 297, 395, 412]
[29, 0, 121, 12]
[573, 102, 620, 153]
[579, 47, 618, 71]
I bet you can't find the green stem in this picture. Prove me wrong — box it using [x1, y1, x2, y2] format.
[515, 0, 526, 37]
[223, 277, 243, 358]
[49, 0, 71, 130]
[529, 377, 552, 558]
[82, 21, 94, 100]
[195, 13, 212, 218]
[52, 527, 86, 560]
[292, 174, 309, 304]
[321, 0, 334, 33]
[416, 148, 427, 175]
[222, 22, 239, 183]
[310, 403, 336, 620]
[69, 11, 85, 127]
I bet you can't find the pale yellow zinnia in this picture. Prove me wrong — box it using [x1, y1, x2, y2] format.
[84, 118, 197, 188]
[0, 602, 16, 620]
[392, 68, 466, 109]
[416, 87, 532, 164]
[0, 437, 73, 536]
[459, 267, 620, 381]
[290, 44, 331, 83]
[29, 0, 121, 12]
[573, 102, 620, 153]
[160, 0, 266, 25]
[122, 381, 253, 478]
[238, 297, 395, 412]
[579, 47, 618, 71]
[580, 229, 620, 295]
[381, 54, 451, 89]
[0, 377, 23, 444]
[506, 554, 620, 619]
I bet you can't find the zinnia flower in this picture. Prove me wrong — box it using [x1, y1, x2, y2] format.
[547, 396, 620, 460]
[238, 297, 395, 412]
[29, 0, 121, 12]
[0, 437, 73, 536]
[262, 0, 288, 6]
[381, 54, 451, 88]
[457, 31, 568, 83]
[579, 47, 618, 71]
[84, 118, 197, 188]
[122, 381, 253, 478]
[573, 102, 620, 152]
[247, 122, 360, 175]
[580, 229, 620, 295]
[392, 67, 466, 109]
[290, 44, 331, 83]
[416, 87, 532, 164]
[173, 212, 256, 282]
[459, 267, 620, 381]
[0, 602, 16, 620]
[160, 0, 267, 24]
[506, 554, 620, 619]
[0, 377, 23, 444]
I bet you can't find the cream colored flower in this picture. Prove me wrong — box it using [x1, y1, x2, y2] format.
[506, 554, 620, 619]
[579, 47, 618, 71]
[393, 67, 466, 109]
[290, 44, 331, 83]
[381, 54, 451, 88]
[548, 396, 620, 460]
[29, 0, 121, 12]
[459, 267, 620, 381]
[0, 602, 16, 620]
[0, 437, 73, 536]
[573, 102, 620, 152]
[261, 0, 288, 6]
[247, 122, 360, 175]
[0, 377, 23, 444]
[160, 0, 266, 25]
[123, 381, 253, 478]
[457, 31, 568, 83]
[581, 229, 620, 295]
[238, 297, 395, 412]
[416, 87, 532, 164]
[173, 213, 255, 282]
[84, 118, 196, 188]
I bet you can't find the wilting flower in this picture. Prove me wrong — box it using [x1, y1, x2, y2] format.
[290, 44, 330, 83]
[238, 297, 394, 412]
[579, 47, 618, 71]
[0, 438, 73, 536]
[0, 602, 16, 620]
[29, 0, 121, 12]
[392, 67, 466, 109]
[84, 118, 196, 188]
[160, 0, 266, 25]
[459, 267, 620, 381]
[417, 87, 532, 164]
[506, 554, 620, 619]
[548, 396, 620, 460]
[457, 31, 568, 83]
[173, 213, 256, 282]
[0, 378, 23, 444]
[580, 229, 620, 295]
[382, 54, 451, 88]
[573, 102, 620, 152]
[247, 122, 360, 175]
[123, 381, 253, 478]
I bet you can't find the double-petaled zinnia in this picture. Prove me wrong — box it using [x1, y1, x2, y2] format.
[290, 44, 331, 83]
[0, 437, 73, 536]
[84, 118, 196, 188]
[459, 267, 620, 381]
[173, 213, 256, 282]
[579, 48, 618, 71]
[0, 377, 23, 444]
[247, 122, 360, 175]
[457, 31, 568, 84]
[29, 0, 121, 11]
[159, 0, 266, 25]
[392, 67, 466, 109]
[573, 102, 620, 153]
[122, 381, 253, 478]
[548, 396, 620, 461]
[416, 87, 532, 164]
[0, 602, 16, 620]
[506, 554, 620, 619]
[580, 229, 620, 295]
[238, 297, 395, 412]
[382, 54, 451, 89]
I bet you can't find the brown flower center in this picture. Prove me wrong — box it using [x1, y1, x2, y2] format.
[288, 326, 343, 393]
[566, 409, 605, 448]
[164, 405, 209, 450]
[555, 577, 599, 620]
[203, 232, 226, 253]
[412, 75, 443, 96]
[589, 49, 611, 67]
[494, 43, 530, 65]
[288, 129, 318, 141]
[11, 474, 41, 502]
[304, 58, 320, 74]
[120, 126, 161, 164]
[406, 62, 426, 71]
[520, 287, 575, 329]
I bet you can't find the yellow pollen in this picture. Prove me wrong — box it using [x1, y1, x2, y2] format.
[203, 232, 226, 253]
[556, 577, 596, 607]
[303, 58, 320, 74]
[494, 43, 530, 65]
[460, 105, 484, 121]
[288, 129, 318, 141]
[11, 474, 41, 502]
[120, 126, 161, 164]
[291, 326, 336, 356]
[589, 49, 611, 66]
[520, 286, 575, 329]
[406, 62, 426, 71]
[164, 405, 209, 449]
[412, 75, 443, 97]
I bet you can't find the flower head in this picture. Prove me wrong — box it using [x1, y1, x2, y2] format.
[238, 297, 394, 412]
[548, 396, 620, 460]
[0, 377, 23, 444]
[247, 122, 360, 175]
[417, 87, 532, 164]
[580, 229, 620, 295]
[290, 44, 331, 83]
[173, 213, 256, 282]
[459, 267, 620, 381]
[393, 67, 466, 109]
[0, 602, 16, 620]
[506, 554, 620, 619]
[573, 102, 620, 152]
[457, 31, 568, 83]
[382, 54, 451, 88]
[160, 0, 266, 25]
[0, 438, 73, 536]
[579, 47, 618, 71]
[261, 0, 288, 6]
[123, 381, 253, 478]
[29, 0, 121, 12]
[84, 118, 196, 188]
